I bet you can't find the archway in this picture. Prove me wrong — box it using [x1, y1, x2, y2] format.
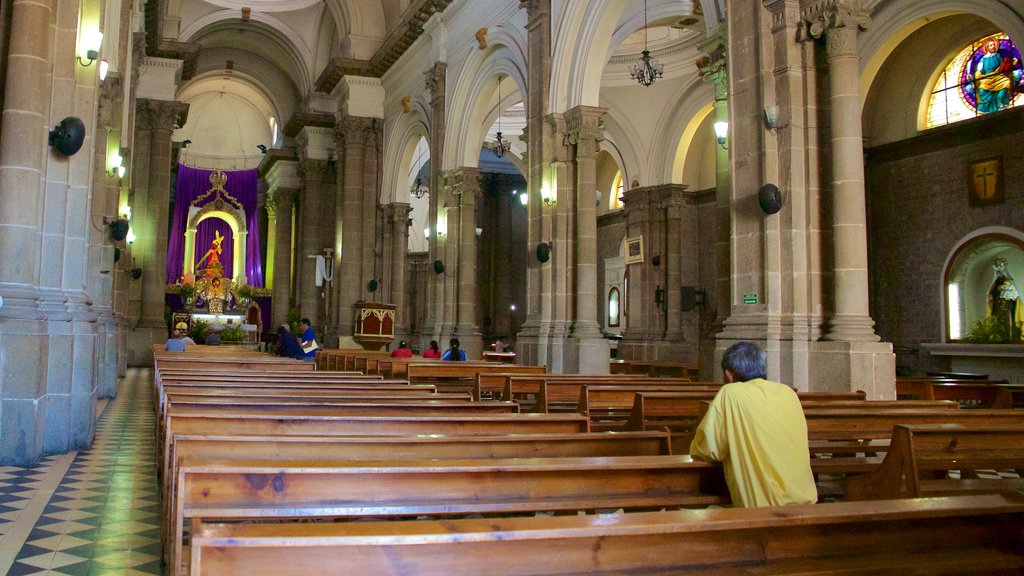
[944, 229, 1024, 342]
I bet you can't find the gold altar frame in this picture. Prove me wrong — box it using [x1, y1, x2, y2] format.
[182, 171, 249, 283]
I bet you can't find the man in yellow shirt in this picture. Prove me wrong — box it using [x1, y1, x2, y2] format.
[689, 341, 817, 507]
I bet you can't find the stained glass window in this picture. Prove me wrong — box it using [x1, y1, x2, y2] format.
[926, 33, 1023, 128]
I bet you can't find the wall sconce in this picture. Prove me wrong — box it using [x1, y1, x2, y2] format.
[130, 267, 143, 280]
[680, 286, 706, 312]
[540, 186, 556, 207]
[519, 191, 528, 207]
[126, 228, 136, 244]
[120, 205, 131, 220]
[655, 285, 665, 309]
[98, 59, 109, 81]
[433, 260, 445, 274]
[436, 211, 447, 239]
[108, 153, 125, 177]
[763, 105, 786, 132]
[424, 227, 430, 239]
[77, 28, 103, 67]
[713, 121, 729, 150]
[475, 227, 483, 237]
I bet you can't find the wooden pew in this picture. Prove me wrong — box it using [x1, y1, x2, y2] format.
[505, 376, 710, 411]
[174, 454, 727, 573]
[190, 492, 1024, 575]
[845, 424, 1024, 500]
[479, 373, 673, 401]
[897, 379, 1015, 408]
[162, 407, 590, 474]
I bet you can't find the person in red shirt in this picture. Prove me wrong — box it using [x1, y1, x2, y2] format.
[391, 340, 413, 358]
[423, 340, 442, 359]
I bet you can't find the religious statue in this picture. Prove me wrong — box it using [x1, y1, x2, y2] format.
[196, 230, 225, 278]
[973, 38, 1020, 114]
[987, 258, 1023, 341]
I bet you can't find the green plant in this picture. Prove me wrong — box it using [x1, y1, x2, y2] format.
[179, 282, 196, 304]
[235, 284, 255, 302]
[219, 324, 245, 342]
[965, 315, 1018, 343]
[189, 318, 210, 343]
[287, 306, 302, 335]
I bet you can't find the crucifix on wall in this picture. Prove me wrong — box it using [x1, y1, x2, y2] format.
[968, 157, 1004, 206]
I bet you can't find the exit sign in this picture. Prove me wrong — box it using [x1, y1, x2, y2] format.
[742, 293, 758, 305]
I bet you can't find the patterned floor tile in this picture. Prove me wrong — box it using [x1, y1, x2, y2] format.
[1, 369, 161, 575]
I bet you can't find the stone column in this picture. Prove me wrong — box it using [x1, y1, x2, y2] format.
[268, 187, 295, 325]
[698, 30, 730, 379]
[387, 203, 412, 342]
[446, 168, 483, 358]
[816, 4, 879, 343]
[664, 194, 684, 343]
[516, 0, 553, 367]
[296, 159, 327, 331]
[565, 105, 609, 373]
[127, 99, 187, 365]
[423, 62, 446, 343]
[0, 0, 54, 464]
[335, 116, 371, 341]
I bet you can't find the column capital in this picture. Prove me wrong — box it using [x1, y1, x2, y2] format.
[266, 186, 297, 217]
[519, 0, 550, 24]
[696, 27, 729, 102]
[298, 159, 329, 186]
[333, 115, 378, 145]
[763, 0, 802, 34]
[564, 105, 606, 158]
[425, 62, 447, 108]
[385, 202, 413, 223]
[135, 99, 188, 131]
[441, 167, 482, 205]
[798, 0, 870, 44]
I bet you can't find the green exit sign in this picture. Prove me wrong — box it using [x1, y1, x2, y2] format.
[742, 293, 758, 305]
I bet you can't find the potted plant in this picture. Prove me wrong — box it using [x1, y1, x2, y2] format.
[178, 282, 197, 310]
[235, 283, 255, 307]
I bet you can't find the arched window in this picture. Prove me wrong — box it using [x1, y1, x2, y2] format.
[926, 33, 1023, 128]
[608, 287, 620, 327]
[944, 233, 1024, 342]
[610, 171, 624, 210]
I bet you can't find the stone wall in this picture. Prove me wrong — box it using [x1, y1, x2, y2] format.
[866, 107, 1024, 374]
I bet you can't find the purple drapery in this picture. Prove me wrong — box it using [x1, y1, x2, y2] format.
[166, 165, 264, 286]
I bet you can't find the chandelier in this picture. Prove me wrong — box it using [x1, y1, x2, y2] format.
[629, 0, 664, 87]
[410, 177, 428, 199]
[491, 75, 512, 158]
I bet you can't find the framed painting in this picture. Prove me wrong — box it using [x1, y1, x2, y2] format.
[625, 236, 644, 264]
[968, 157, 1004, 206]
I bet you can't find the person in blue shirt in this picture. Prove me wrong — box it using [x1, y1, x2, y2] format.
[440, 337, 467, 361]
[165, 330, 186, 352]
[298, 318, 317, 361]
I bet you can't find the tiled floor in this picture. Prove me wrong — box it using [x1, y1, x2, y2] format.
[0, 369, 161, 576]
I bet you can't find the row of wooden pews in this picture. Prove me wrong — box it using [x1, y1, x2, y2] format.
[155, 347, 1024, 575]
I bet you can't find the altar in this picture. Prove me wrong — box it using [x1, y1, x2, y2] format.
[190, 312, 246, 331]
[921, 343, 1024, 382]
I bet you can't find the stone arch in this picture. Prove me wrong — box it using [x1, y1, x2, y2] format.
[942, 227, 1024, 341]
[860, 7, 1024, 144]
[445, 41, 527, 171]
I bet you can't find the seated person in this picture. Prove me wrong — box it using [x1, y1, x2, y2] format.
[165, 330, 186, 352]
[202, 328, 220, 346]
[440, 337, 467, 361]
[276, 324, 305, 359]
[423, 340, 442, 358]
[391, 340, 413, 358]
[688, 341, 816, 508]
[180, 332, 196, 345]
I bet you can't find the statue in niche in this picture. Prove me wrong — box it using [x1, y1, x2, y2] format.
[196, 230, 225, 278]
[987, 258, 1023, 341]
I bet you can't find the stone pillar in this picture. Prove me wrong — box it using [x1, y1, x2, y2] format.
[268, 187, 295, 325]
[698, 29, 730, 380]
[423, 62, 446, 344]
[816, 5, 878, 343]
[516, 0, 552, 368]
[387, 203, 412, 342]
[126, 99, 187, 365]
[565, 105, 609, 373]
[445, 168, 483, 358]
[335, 116, 371, 342]
[296, 159, 327, 332]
